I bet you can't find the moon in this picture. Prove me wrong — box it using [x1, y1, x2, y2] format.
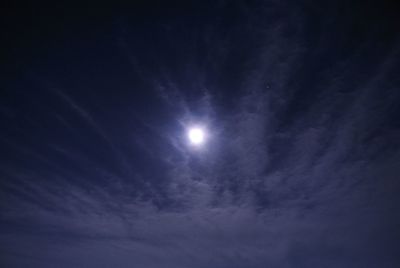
[188, 127, 206, 145]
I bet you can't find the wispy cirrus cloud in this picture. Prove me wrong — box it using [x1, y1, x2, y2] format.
[1, 1, 399, 267]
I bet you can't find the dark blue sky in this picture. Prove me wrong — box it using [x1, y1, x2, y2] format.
[1, 1, 400, 267]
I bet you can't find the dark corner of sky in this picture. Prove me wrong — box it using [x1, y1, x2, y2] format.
[0, 0, 400, 267]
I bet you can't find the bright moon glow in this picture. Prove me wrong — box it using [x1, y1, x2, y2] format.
[188, 127, 205, 145]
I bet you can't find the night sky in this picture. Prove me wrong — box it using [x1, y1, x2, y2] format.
[1, 1, 400, 267]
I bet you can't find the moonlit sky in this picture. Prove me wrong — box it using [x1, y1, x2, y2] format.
[1, 1, 400, 267]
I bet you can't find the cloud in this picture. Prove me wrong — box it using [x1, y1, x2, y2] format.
[1, 0, 400, 267]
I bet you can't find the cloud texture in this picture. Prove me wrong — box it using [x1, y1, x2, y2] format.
[1, 0, 400, 267]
